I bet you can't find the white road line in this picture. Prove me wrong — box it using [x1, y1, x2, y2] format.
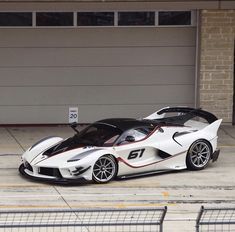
[1, 193, 235, 198]
[0, 193, 161, 198]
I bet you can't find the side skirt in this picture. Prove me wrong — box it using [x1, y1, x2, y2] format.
[117, 168, 185, 180]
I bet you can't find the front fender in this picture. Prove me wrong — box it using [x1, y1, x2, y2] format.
[64, 148, 117, 169]
[39, 147, 117, 181]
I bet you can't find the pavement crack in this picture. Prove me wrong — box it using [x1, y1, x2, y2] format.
[53, 186, 72, 209]
[53, 186, 91, 232]
[221, 127, 235, 141]
[5, 128, 25, 152]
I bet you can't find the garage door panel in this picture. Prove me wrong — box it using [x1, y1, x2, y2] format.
[0, 66, 195, 86]
[0, 28, 196, 47]
[78, 103, 195, 123]
[0, 103, 195, 124]
[0, 25, 196, 124]
[0, 47, 195, 67]
[0, 106, 68, 124]
[0, 85, 194, 105]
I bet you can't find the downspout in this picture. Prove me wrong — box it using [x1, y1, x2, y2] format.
[194, 9, 201, 108]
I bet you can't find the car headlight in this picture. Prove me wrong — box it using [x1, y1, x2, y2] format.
[67, 148, 99, 163]
[67, 155, 80, 162]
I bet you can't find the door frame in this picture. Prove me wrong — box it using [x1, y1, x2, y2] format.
[233, 44, 235, 125]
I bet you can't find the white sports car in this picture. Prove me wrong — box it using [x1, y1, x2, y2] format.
[19, 107, 222, 184]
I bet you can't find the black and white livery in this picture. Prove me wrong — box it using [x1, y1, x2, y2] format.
[19, 107, 222, 184]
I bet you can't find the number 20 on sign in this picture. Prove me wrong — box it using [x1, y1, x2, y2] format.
[69, 107, 78, 123]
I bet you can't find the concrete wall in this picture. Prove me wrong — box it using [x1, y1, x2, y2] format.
[199, 9, 235, 123]
[0, 1, 233, 11]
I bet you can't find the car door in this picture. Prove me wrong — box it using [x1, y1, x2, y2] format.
[114, 127, 160, 176]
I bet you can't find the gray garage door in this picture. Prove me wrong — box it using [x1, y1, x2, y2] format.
[0, 27, 196, 124]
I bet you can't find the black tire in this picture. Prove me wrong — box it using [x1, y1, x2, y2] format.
[186, 140, 212, 170]
[92, 155, 117, 184]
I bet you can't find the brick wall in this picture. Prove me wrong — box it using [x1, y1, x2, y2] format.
[200, 10, 235, 123]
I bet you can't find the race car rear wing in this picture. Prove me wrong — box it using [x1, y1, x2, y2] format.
[144, 107, 218, 124]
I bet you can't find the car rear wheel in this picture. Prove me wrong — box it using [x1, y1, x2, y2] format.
[92, 155, 117, 184]
[186, 140, 211, 170]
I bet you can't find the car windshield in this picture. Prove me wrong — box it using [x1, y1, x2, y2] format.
[74, 123, 122, 147]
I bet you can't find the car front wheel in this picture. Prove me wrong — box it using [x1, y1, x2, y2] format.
[92, 155, 117, 184]
[186, 140, 212, 170]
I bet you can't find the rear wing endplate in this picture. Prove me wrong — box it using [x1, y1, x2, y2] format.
[144, 107, 218, 124]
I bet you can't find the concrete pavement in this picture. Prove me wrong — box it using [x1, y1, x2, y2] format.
[0, 125, 234, 231]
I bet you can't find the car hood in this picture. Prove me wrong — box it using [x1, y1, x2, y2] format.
[22, 136, 114, 167]
[23, 135, 88, 164]
[30, 146, 112, 167]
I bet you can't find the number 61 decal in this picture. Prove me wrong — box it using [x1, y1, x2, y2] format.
[127, 149, 145, 160]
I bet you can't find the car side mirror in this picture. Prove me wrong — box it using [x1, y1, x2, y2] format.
[125, 135, 135, 142]
[70, 122, 79, 134]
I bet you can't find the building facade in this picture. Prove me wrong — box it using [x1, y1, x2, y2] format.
[0, 0, 234, 124]
[200, 9, 235, 124]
